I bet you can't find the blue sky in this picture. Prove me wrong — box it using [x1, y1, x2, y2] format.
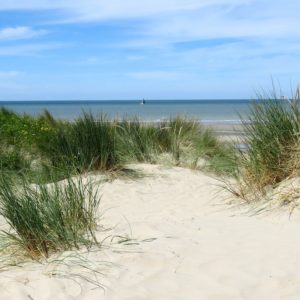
[0, 0, 299, 100]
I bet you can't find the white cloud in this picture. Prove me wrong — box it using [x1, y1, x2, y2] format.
[0, 43, 67, 56]
[0, 0, 246, 16]
[120, 0, 300, 49]
[57, 0, 247, 22]
[0, 0, 299, 98]
[0, 70, 20, 78]
[0, 1, 299, 43]
[0, 27, 46, 41]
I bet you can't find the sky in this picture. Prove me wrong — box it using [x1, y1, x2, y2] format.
[0, 0, 299, 100]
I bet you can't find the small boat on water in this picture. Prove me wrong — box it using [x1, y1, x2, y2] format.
[140, 98, 146, 105]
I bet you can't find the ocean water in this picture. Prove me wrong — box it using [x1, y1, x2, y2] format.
[0, 100, 252, 124]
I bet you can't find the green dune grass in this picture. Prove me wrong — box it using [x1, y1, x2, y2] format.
[0, 175, 100, 258]
[236, 92, 300, 197]
[0, 109, 235, 180]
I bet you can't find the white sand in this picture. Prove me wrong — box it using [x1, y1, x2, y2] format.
[1, 164, 300, 299]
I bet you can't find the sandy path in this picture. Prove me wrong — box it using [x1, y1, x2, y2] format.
[1, 164, 300, 300]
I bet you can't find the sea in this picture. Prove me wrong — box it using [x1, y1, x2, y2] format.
[0, 100, 252, 124]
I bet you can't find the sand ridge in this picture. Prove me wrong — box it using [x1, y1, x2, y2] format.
[1, 164, 300, 300]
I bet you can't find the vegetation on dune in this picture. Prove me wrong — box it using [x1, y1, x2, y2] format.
[116, 119, 158, 163]
[0, 108, 58, 176]
[0, 109, 238, 261]
[0, 108, 56, 151]
[235, 88, 300, 199]
[156, 117, 199, 164]
[0, 109, 235, 279]
[0, 108, 237, 180]
[2, 85, 300, 261]
[39, 113, 120, 173]
[115, 116, 236, 174]
[115, 117, 198, 164]
[5, 90, 300, 257]
[0, 175, 100, 258]
[194, 128, 237, 176]
[0, 107, 237, 182]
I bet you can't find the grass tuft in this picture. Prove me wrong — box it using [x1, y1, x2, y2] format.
[41, 113, 120, 173]
[237, 92, 300, 196]
[117, 119, 157, 163]
[0, 108, 237, 179]
[156, 117, 199, 164]
[0, 175, 100, 258]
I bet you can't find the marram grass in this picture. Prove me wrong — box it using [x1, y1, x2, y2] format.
[237, 95, 300, 196]
[0, 175, 100, 258]
[0, 108, 237, 179]
[116, 118, 157, 163]
[40, 112, 121, 173]
[156, 117, 199, 165]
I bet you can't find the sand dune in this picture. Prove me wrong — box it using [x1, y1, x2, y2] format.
[1, 164, 300, 300]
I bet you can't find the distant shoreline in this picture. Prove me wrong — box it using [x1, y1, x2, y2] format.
[0, 99, 253, 104]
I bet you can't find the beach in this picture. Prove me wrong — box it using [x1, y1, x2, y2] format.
[0, 1, 298, 298]
[1, 164, 300, 300]
[1, 99, 300, 300]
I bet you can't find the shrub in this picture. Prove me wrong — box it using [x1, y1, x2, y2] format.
[0, 109, 57, 173]
[0, 108, 56, 149]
